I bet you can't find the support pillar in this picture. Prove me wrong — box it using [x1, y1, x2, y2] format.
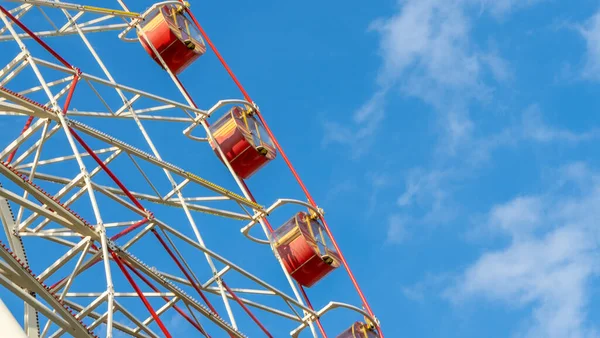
[0, 297, 28, 338]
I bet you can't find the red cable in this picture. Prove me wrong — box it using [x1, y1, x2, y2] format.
[300, 286, 328, 338]
[173, 75, 199, 109]
[4, 2, 380, 334]
[0, 6, 72, 69]
[111, 251, 172, 338]
[6, 73, 78, 163]
[68, 128, 145, 211]
[123, 261, 211, 337]
[50, 239, 211, 336]
[181, 6, 250, 102]
[0, 14, 218, 336]
[150, 229, 220, 315]
[123, 260, 211, 337]
[182, 6, 382, 336]
[221, 281, 273, 338]
[8, 79, 205, 336]
[240, 180, 274, 232]
[150, 229, 238, 338]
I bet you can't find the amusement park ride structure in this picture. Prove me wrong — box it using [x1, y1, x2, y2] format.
[0, 1, 382, 337]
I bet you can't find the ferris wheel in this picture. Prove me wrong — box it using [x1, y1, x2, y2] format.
[0, 1, 383, 337]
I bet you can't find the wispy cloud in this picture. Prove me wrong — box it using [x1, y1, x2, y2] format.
[387, 214, 408, 244]
[579, 9, 600, 81]
[487, 195, 545, 240]
[322, 90, 387, 158]
[388, 104, 600, 241]
[447, 163, 600, 338]
[371, 0, 489, 99]
[521, 104, 600, 143]
[401, 272, 453, 304]
[397, 168, 453, 213]
[327, 0, 531, 156]
[474, 0, 549, 18]
[324, 0, 557, 159]
[386, 168, 460, 241]
[370, 0, 488, 153]
[465, 103, 600, 165]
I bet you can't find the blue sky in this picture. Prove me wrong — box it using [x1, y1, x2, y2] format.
[309, 0, 600, 337]
[3, 0, 600, 337]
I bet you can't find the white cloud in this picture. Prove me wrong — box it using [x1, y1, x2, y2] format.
[401, 272, 452, 303]
[323, 0, 557, 158]
[324, 179, 358, 205]
[324, 0, 547, 155]
[387, 214, 408, 244]
[475, 0, 548, 18]
[448, 164, 600, 338]
[487, 196, 545, 240]
[480, 51, 514, 82]
[322, 90, 386, 158]
[371, 0, 489, 104]
[397, 168, 449, 208]
[388, 104, 599, 235]
[580, 10, 600, 80]
[323, 0, 486, 155]
[396, 168, 460, 226]
[467, 104, 599, 165]
[521, 105, 599, 143]
[364, 0, 529, 152]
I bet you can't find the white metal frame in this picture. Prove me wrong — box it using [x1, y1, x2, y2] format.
[0, 1, 375, 337]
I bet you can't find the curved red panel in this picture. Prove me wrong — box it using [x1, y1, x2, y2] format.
[274, 213, 339, 288]
[210, 109, 274, 179]
[139, 6, 204, 74]
[278, 235, 336, 287]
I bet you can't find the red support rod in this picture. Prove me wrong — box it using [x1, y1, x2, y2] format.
[150, 229, 221, 315]
[110, 218, 148, 241]
[6, 72, 78, 164]
[50, 247, 101, 291]
[49, 75, 148, 214]
[0, 10, 149, 232]
[221, 281, 273, 338]
[68, 128, 145, 211]
[0, 6, 72, 69]
[124, 260, 211, 338]
[50, 240, 210, 337]
[182, 7, 382, 336]
[0, 18, 210, 335]
[300, 285, 328, 338]
[181, 6, 251, 102]
[61, 74, 80, 114]
[239, 180, 274, 232]
[111, 251, 172, 338]
[57, 82, 204, 338]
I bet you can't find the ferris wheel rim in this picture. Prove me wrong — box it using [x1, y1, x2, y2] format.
[0, 1, 383, 336]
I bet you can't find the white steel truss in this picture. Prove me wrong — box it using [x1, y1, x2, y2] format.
[0, 1, 379, 337]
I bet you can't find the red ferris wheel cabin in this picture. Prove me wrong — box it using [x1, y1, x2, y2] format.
[209, 106, 277, 179]
[336, 322, 379, 338]
[138, 4, 206, 74]
[273, 211, 341, 287]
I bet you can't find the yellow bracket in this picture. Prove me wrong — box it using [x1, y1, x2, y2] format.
[176, 1, 191, 14]
[82, 5, 140, 18]
[364, 316, 376, 330]
[241, 106, 256, 118]
[308, 207, 324, 220]
[184, 172, 263, 211]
